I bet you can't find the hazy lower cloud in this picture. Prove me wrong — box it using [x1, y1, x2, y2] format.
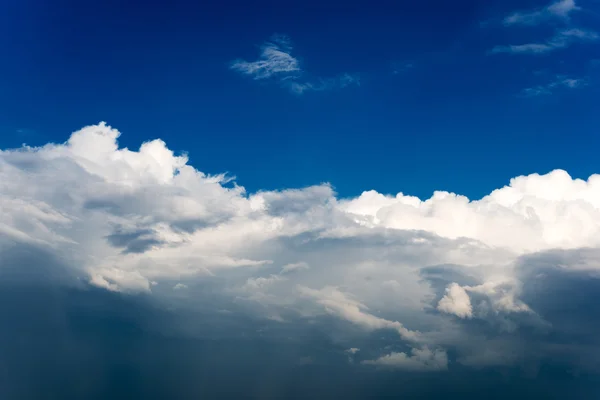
[230, 34, 359, 94]
[3, 123, 600, 397]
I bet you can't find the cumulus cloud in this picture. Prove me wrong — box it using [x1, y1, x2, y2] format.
[4, 122, 600, 378]
[503, 0, 580, 26]
[230, 34, 359, 94]
[437, 283, 472, 318]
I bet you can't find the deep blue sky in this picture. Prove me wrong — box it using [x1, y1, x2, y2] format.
[1, 0, 599, 199]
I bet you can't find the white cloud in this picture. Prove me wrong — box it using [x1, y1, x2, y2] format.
[362, 347, 448, 371]
[491, 28, 598, 55]
[230, 35, 300, 80]
[503, 0, 580, 26]
[4, 123, 600, 373]
[521, 75, 587, 97]
[230, 35, 359, 94]
[345, 347, 360, 354]
[297, 285, 421, 342]
[339, 169, 600, 253]
[243, 275, 286, 291]
[173, 283, 188, 290]
[437, 283, 472, 319]
[280, 262, 310, 274]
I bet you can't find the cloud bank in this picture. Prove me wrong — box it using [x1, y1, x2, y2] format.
[3, 123, 600, 397]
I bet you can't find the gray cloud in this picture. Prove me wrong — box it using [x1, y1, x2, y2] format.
[3, 123, 600, 397]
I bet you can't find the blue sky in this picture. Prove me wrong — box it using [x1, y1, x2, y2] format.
[1, 0, 600, 200]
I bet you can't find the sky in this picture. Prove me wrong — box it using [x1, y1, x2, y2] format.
[2, 0, 600, 198]
[2, 0, 600, 399]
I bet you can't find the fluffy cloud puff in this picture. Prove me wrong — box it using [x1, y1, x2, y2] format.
[2, 123, 600, 374]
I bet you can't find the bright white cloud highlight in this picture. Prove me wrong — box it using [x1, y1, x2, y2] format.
[437, 283, 472, 319]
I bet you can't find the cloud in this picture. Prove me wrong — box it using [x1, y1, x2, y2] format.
[297, 285, 421, 342]
[230, 34, 300, 80]
[5, 122, 600, 381]
[173, 283, 188, 290]
[362, 347, 448, 371]
[503, 0, 580, 26]
[280, 262, 310, 274]
[491, 28, 599, 55]
[520, 75, 587, 97]
[230, 35, 359, 94]
[437, 283, 472, 318]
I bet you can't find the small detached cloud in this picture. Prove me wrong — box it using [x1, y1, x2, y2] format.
[362, 347, 448, 371]
[491, 28, 598, 55]
[173, 283, 188, 290]
[520, 75, 587, 97]
[503, 0, 579, 26]
[230, 34, 300, 80]
[230, 34, 359, 94]
[392, 61, 415, 75]
[280, 262, 310, 274]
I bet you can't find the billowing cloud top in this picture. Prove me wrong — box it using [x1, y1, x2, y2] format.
[2, 123, 600, 375]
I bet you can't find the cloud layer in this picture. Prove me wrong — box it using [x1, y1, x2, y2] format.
[3, 123, 600, 381]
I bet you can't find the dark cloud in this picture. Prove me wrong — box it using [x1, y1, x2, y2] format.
[105, 228, 165, 254]
[1, 280, 599, 399]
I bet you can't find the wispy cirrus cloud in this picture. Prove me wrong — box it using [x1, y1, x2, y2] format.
[491, 28, 599, 55]
[520, 75, 587, 97]
[230, 34, 359, 95]
[490, 0, 597, 56]
[230, 34, 300, 80]
[503, 0, 580, 26]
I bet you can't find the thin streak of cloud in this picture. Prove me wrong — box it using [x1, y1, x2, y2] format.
[520, 75, 587, 97]
[504, 0, 580, 26]
[490, 28, 599, 55]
